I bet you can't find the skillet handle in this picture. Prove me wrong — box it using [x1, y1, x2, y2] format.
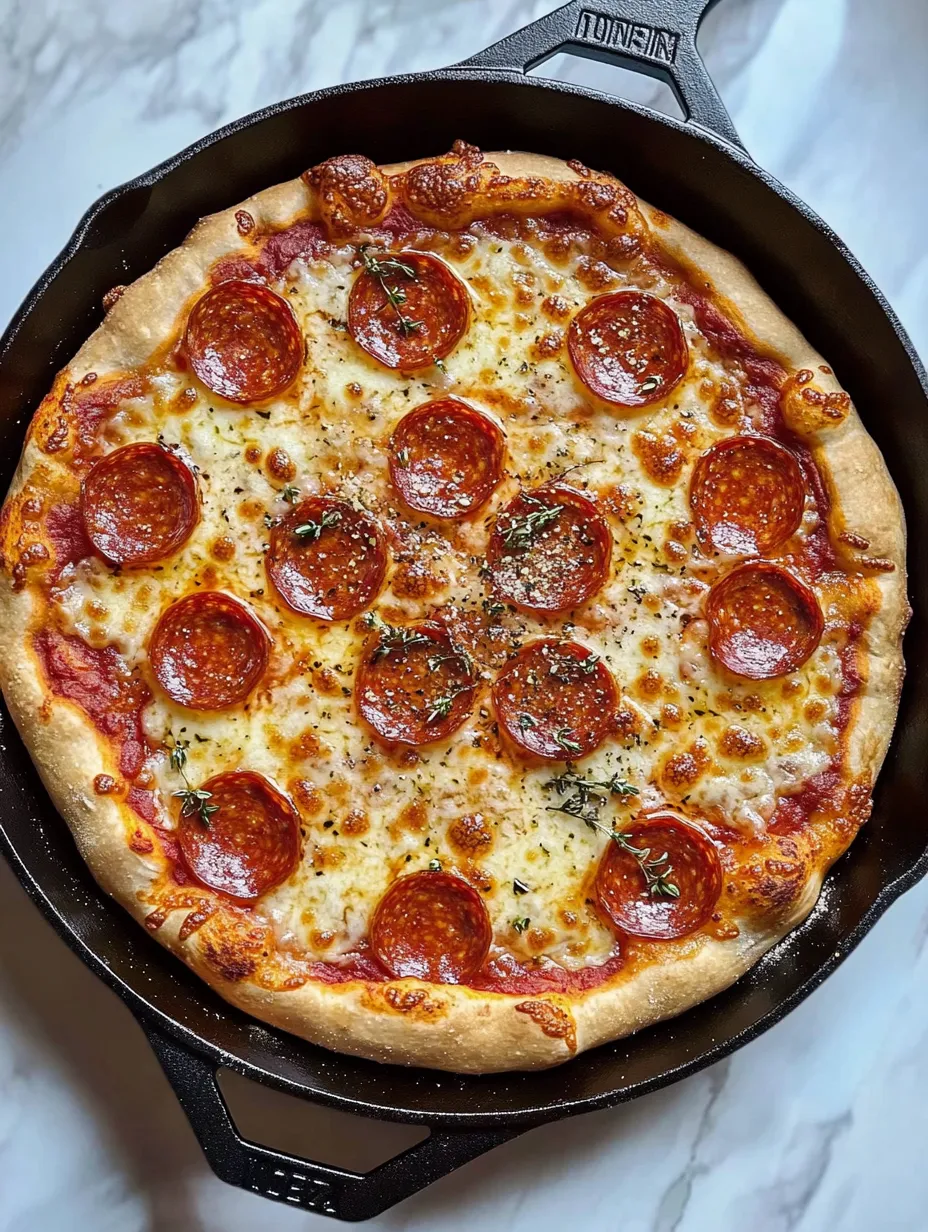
[452, 0, 743, 151]
[144, 1021, 518, 1222]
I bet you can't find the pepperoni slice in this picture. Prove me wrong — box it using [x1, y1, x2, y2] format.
[568, 291, 688, 408]
[486, 484, 612, 614]
[356, 619, 477, 746]
[370, 870, 491, 982]
[595, 812, 722, 940]
[177, 771, 300, 901]
[388, 399, 504, 519]
[183, 280, 302, 403]
[150, 591, 269, 710]
[266, 497, 387, 621]
[690, 435, 805, 555]
[80, 443, 198, 566]
[348, 250, 469, 371]
[706, 562, 823, 680]
[492, 639, 617, 761]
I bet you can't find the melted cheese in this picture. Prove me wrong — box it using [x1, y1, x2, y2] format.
[49, 226, 843, 969]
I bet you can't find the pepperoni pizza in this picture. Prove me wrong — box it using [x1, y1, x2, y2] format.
[0, 143, 907, 1071]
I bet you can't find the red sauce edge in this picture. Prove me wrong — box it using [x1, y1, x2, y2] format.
[301, 945, 624, 995]
[34, 627, 151, 780]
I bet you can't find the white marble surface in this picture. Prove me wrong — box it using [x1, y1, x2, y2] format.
[1, 1, 927, 1228]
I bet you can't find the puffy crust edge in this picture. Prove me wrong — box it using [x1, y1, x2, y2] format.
[0, 147, 907, 1072]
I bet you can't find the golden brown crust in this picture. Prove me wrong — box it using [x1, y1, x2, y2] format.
[0, 144, 907, 1072]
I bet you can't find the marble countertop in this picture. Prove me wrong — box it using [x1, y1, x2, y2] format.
[1, 1, 927, 1228]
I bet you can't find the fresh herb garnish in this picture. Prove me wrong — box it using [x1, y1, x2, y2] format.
[363, 611, 433, 661]
[174, 787, 220, 828]
[610, 829, 680, 898]
[293, 508, 342, 542]
[518, 713, 537, 732]
[499, 495, 562, 553]
[543, 768, 676, 898]
[426, 682, 472, 725]
[167, 734, 217, 829]
[544, 767, 639, 824]
[513, 878, 531, 895]
[554, 729, 583, 755]
[428, 858, 443, 872]
[426, 647, 474, 676]
[281, 484, 300, 504]
[512, 916, 531, 934]
[359, 245, 423, 337]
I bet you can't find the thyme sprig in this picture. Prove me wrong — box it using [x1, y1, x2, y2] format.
[554, 729, 583, 755]
[499, 495, 562, 553]
[610, 828, 680, 899]
[359, 245, 423, 337]
[426, 681, 472, 725]
[543, 767, 678, 899]
[293, 508, 342, 542]
[363, 611, 432, 661]
[426, 647, 474, 676]
[544, 767, 639, 815]
[167, 735, 218, 829]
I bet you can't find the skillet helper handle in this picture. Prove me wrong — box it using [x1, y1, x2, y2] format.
[144, 1023, 517, 1222]
[453, 0, 743, 151]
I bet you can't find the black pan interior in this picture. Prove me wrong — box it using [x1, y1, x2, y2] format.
[1, 73, 925, 1128]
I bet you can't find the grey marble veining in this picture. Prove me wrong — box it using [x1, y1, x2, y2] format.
[1, 1, 927, 1229]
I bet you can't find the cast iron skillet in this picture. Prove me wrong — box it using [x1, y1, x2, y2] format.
[1, 0, 925, 1220]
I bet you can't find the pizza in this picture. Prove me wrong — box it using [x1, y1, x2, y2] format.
[0, 141, 908, 1073]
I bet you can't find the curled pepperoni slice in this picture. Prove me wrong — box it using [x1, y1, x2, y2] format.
[568, 291, 688, 408]
[266, 497, 387, 621]
[706, 562, 823, 680]
[356, 619, 477, 746]
[150, 591, 269, 710]
[371, 870, 491, 982]
[690, 435, 805, 555]
[183, 280, 302, 403]
[486, 484, 612, 614]
[492, 639, 617, 761]
[348, 250, 469, 371]
[388, 399, 505, 519]
[595, 812, 722, 940]
[177, 771, 300, 901]
[81, 442, 197, 566]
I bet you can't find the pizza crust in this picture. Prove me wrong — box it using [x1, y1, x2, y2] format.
[0, 146, 907, 1072]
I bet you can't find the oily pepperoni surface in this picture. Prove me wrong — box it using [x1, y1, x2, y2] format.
[150, 591, 270, 710]
[568, 290, 688, 407]
[595, 813, 722, 940]
[80, 442, 198, 566]
[690, 435, 805, 555]
[706, 562, 823, 679]
[348, 250, 469, 371]
[183, 280, 302, 403]
[178, 771, 300, 901]
[389, 399, 505, 519]
[356, 619, 477, 746]
[370, 870, 491, 982]
[486, 484, 612, 614]
[492, 639, 618, 760]
[266, 497, 387, 621]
